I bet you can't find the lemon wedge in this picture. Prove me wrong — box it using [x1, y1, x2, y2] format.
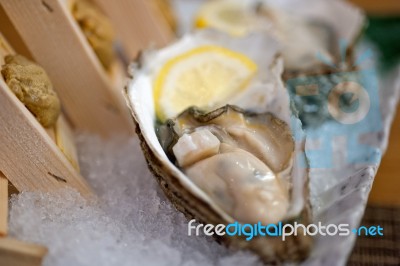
[154, 45, 257, 121]
[195, 0, 256, 36]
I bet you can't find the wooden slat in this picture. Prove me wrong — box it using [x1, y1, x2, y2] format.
[7, 180, 18, 198]
[0, 4, 33, 60]
[349, 0, 400, 15]
[0, 0, 133, 136]
[94, 0, 175, 60]
[0, 78, 92, 196]
[0, 238, 47, 266]
[0, 173, 7, 237]
[0, 32, 13, 63]
[45, 127, 56, 143]
[55, 115, 80, 172]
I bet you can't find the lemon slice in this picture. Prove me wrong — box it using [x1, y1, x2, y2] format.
[195, 0, 256, 36]
[154, 45, 257, 121]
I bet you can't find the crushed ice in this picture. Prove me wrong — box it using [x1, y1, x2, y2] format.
[8, 134, 260, 266]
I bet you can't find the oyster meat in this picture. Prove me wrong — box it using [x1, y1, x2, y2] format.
[158, 105, 295, 225]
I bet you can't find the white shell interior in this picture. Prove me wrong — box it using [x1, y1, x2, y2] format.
[127, 30, 307, 223]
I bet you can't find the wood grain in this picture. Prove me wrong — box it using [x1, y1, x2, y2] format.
[0, 4, 33, 60]
[0, 0, 134, 136]
[55, 115, 80, 172]
[94, 0, 175, 60]
[0, 78, 92, 196]
[0, 238, 47, 266]
[0, 173, 7, 237]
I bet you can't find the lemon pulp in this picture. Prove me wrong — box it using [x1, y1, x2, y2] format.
[154, 45, 257, 121]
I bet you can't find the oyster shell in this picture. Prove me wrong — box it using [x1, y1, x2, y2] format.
[187, 0, 364, 77]
[258, 0, 365, 77]
[126, 30, 312, 263]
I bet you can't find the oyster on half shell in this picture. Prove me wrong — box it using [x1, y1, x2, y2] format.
[126, 30, 312, 263]
[191, 0, 364, 77]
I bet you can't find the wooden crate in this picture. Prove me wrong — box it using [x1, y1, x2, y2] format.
[0, 0, 134, 136]
[0, 32, 92, 197]
[0, 32, 92, 265]
[0, 238, 48, 266]
[0, 174, 7, 237]
[94, 0, 175, 59]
